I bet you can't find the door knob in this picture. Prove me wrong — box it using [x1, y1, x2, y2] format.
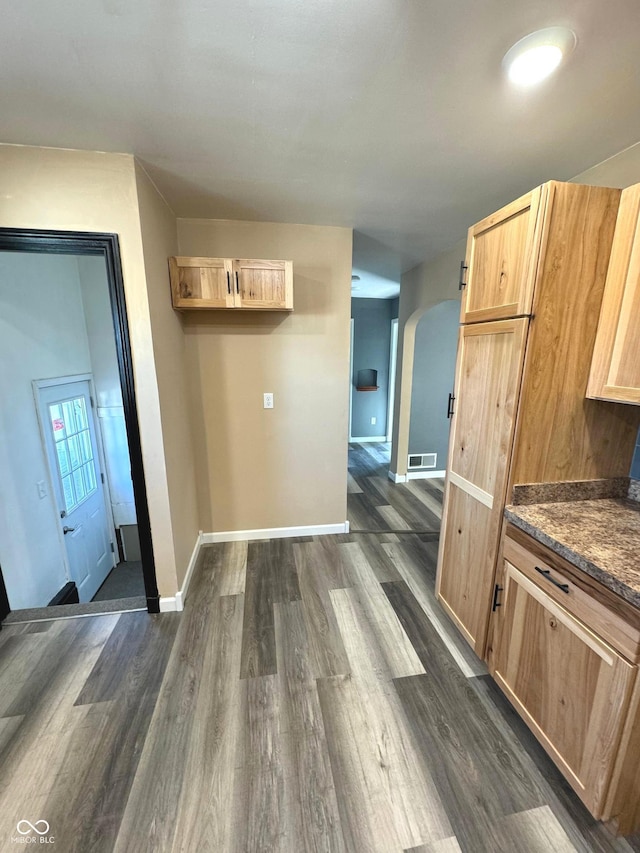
[63, 526, 76, 534]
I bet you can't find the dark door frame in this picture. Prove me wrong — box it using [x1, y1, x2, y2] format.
[0, 568, 9, 624]
[0, 228, 160, 615]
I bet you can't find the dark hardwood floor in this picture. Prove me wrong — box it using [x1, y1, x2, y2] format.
[0, 457, 639, 850]
[347, 442, 443, 533]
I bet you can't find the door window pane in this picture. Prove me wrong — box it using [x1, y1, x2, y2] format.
[84, 461, 96, 492]
[62, 475, 75, 512]
[79, 429, 92, 464]
[49, 404, 67, 441]
[74, 398, 88, 431]
[56, 442, 71, 477]
[67, 434, 80, 469]
[62, 400, 76, 434]
[72, 467, 86, 503]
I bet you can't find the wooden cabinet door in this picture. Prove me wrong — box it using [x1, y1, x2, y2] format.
[588, 183, 640, 404]
[232, 259, 293, 310]
[436, 318, 528, 656]
[169, 257, 233, 309]
[493, 560, 636, 817]
[461, 185, 546, 324]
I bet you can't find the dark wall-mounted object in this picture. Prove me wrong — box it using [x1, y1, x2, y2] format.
[356, 368, 379, 391]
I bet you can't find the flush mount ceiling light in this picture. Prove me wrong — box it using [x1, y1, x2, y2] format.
[503, 27, 576, 86]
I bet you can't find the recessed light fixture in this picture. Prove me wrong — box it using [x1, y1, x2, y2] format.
[503, 27, 576, 87]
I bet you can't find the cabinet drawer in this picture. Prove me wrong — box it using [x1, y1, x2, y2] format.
[504, 531, 640, 663]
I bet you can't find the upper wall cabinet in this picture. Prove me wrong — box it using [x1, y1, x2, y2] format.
[460, 186, 545, 324]
[588, 183, 640, 404]
[169, 256, 293, 312]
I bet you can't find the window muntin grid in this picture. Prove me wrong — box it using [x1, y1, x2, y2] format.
[48, 396, 97, 513]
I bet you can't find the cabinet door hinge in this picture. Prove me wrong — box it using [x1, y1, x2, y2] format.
[459, 261, 468, 290]
[492, 583, 504, 612]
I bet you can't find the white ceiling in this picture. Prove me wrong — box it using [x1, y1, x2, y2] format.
[351, 269, 400, 300]
[2, 1, 640, 274]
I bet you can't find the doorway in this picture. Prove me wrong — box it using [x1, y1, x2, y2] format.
[0, 229, 158, 619]
[348, 296, 403, 530]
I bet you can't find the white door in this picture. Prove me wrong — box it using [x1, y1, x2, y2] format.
[37, 379, 115, 603]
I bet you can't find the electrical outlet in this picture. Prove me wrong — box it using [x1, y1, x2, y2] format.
[371, 416, 376, 425]
[263, 392, 274, 409]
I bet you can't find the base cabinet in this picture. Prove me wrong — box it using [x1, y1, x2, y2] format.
[490, 528, 640, 829]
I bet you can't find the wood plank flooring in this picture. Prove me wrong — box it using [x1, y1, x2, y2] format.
[347, 442, 443, 533]
[1, 457, 639, 850]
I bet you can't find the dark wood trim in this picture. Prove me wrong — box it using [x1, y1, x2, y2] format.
[0, 228, 160, 614]
[0, 564, 10, 626]
[48, 581, 79, 606]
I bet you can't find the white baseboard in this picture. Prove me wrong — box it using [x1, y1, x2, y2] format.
[201, 521, 350, 544]
[349, 436, 388, 443]
[158, 521, 351, 611]
[388, 469, 446, 483]
[159, 532, 203, 613]
[175, 533, 203, 610]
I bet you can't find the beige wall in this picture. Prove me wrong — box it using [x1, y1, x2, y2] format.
[390, 238, 465, 475]
[572, 141, 640, 187]
[177, 218, 352, 532]
[0, 144, 182, 598]
[134, 163, 199, 586]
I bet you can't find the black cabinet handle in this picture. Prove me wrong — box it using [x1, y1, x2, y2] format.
[459, 261, 468, 290]
[226, 270, 231, 294]
[535, 566, 570, 594]
[235, 271, 240, 294]
[492, 583, 503, 611]
[447, 393, 455, 419]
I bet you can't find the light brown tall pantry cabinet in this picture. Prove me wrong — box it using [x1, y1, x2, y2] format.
[436, 181, 640, 658]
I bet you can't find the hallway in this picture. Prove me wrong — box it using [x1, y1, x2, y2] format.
[0, 482, 638, 850]
[347, 442, 444, 533]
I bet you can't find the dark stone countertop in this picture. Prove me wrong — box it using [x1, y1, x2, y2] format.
[504, 498, 640, 609]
